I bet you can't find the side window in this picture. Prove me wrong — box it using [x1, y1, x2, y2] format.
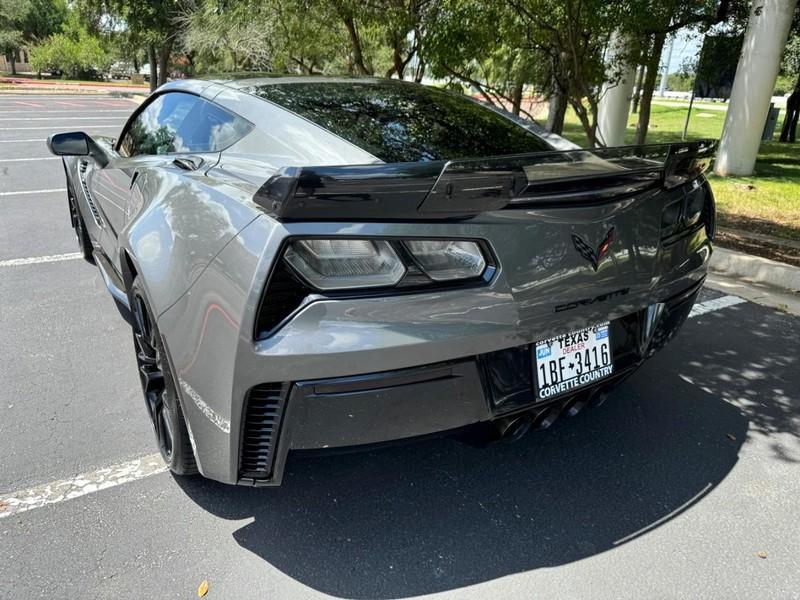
[119, 93, 197, 157]
[119, 92, 252, 157]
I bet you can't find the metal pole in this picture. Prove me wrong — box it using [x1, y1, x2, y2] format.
[682, 88, 695, 140]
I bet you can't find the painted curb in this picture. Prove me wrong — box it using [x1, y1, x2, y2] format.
[710, 246, 800, 293]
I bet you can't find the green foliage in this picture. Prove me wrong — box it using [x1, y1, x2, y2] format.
[0, 0, 30, 55]
[30, 11, 111, 78]
[667, 72, 694, 92]
[21, 0, 67, 43]
[780, 34, 800, 91]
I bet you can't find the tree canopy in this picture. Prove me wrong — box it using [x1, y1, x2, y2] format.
[8, 0, 797, 146]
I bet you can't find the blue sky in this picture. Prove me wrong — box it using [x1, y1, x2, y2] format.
[663, 30, 703, 74]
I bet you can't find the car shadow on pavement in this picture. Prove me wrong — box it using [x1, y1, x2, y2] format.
[176, 368, 749, 599]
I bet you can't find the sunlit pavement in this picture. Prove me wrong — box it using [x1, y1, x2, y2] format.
[1, 96, 798, 599]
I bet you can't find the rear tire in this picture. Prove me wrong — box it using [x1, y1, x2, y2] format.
[130, 277, 197, 476]
[67, 188, 94, 264]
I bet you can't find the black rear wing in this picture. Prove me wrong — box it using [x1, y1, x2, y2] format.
[255, 139, 716, 221]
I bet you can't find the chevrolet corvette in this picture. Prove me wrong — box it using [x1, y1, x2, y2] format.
[47, 77, 716, 485]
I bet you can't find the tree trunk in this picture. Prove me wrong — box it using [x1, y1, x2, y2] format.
[511, 76, 524, 116]
[546, 88, 567, 134]
[631, 65, 645, 113]
[157, 40, 172, 87]
[10, 54, 16, 75]
[635, 32, 666, 146]
[414, 59, 425, 83]
[185, 51, 195, 78]
[342, 15, 370, 75]
[148, 44, 157, 92]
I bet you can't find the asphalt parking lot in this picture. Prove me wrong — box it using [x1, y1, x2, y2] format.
[1, 94, 799, 599]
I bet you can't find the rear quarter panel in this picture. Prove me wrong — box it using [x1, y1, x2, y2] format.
[121, 165, 262, 318]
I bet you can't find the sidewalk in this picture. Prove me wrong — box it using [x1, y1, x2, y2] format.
[707, 245, 800, 316]
[0, 76, 149, 95]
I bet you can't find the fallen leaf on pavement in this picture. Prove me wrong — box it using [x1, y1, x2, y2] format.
[198, 579, 209, 597]
[0, 501, 8, 512]
[756, 550, 768, 559]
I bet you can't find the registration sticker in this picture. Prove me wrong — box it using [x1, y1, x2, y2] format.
[534, 323, 613, 400]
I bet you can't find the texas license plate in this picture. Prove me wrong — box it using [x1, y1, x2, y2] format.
[534, 323, 613, 400]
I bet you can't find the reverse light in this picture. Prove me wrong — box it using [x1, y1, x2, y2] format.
[404, 240, 486, 281]
[284, 239, 406, 290]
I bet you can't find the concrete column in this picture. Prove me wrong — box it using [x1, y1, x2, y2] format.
[658, 36, 674, 97]
[598, 32, 637, 147]
[715, 0, 798, 176]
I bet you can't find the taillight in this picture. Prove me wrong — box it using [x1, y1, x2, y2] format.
[660, 178, 714, 242]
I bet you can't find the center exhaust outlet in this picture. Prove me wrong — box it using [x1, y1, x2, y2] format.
[493, 414, 533, 443]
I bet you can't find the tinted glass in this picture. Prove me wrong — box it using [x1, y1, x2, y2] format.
[248, 81, 551, 163]
[120, 92, 252, 157]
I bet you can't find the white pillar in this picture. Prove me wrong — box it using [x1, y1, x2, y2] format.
[715, 0, 798, 176]
[658, 36, 674, 97]
[597, 32, 636, 147]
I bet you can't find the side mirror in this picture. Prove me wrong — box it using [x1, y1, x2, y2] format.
[47, 131, 109, 168]
[47, 131, 90, 156]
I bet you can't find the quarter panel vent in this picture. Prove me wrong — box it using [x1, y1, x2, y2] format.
[240, 383, 286, 480]
[79, 161, 103, 225]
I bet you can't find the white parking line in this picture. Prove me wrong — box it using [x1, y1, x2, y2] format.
[0, 454, 167, 519]
[688, 295, 746, 318]
[0, 289, 753, 519]
[0, 139, 46, 143]
[0, 157, 59, 163]
[0, 188, 66, 196]
[0, 253, 82, 267]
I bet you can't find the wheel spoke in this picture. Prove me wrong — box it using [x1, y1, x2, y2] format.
[131, 289, 179, 465]
[134, 332, 157, 363]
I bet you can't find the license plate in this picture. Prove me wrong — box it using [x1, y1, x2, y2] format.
[534, 323, 613, 400]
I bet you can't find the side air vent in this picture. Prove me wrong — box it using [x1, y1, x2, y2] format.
[79, 161, 103, 226]
[239, 383, 286, 480]
[254, 259, 310, 339]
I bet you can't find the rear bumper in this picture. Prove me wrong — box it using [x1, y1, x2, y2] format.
[238, 277, 703, 486]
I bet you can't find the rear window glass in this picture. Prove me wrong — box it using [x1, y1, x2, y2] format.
[247, 81, 551, 163]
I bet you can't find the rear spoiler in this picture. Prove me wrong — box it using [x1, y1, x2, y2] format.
[254, 139, 716, 221]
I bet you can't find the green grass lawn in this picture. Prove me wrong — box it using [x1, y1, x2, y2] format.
[560, 102, 800, 241]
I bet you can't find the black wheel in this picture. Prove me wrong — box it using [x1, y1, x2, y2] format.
[68, 190, 94, 264]
[130, 277, 197, 476]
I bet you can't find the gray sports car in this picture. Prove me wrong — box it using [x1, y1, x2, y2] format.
[48, 77, 716, 486]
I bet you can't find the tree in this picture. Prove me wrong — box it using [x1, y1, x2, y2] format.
[82, 0, 189, 91]
[0, 0, 29, 74]
[507, 0, 621, 145]
[21, 0, 67, 76]
[423, 0, 544, 121]
[618, 0, 735, 145]
[22, 0, 67, 44]
[29, 11, 111, 78]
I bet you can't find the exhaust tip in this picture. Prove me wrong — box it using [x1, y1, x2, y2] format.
[566, 398, 587, 417]
[590, 390, 609, 408]
[537, 407, 560, 430]
[498, 415, 533, 443]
